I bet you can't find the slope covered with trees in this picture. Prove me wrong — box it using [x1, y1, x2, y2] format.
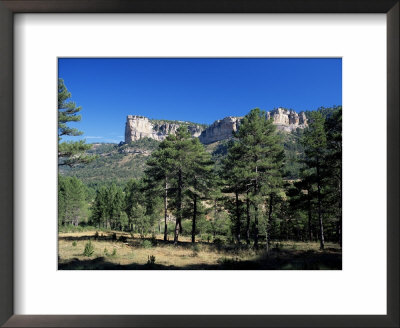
[59, 106, 342, 254]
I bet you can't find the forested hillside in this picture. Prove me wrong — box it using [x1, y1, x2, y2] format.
[59, 106, 342, 252]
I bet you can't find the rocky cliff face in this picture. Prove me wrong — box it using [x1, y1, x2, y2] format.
[266, 108, 308, 133]
[125, 115, 204, 143]
[198, 116, 241, 144]
[198, 108, 308, 144]
[125, 108, 307, 145]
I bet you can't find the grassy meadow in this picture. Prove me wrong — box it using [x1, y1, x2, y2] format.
[58, 230, 342, 270]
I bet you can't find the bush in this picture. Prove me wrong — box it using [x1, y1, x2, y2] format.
[94, 231, 99, 240]
[83, 241, 94, 257]
[72, 241, 77, 247]
[111, 248, 117, 257]
[201, 234, 212, 243]
[217, 257, 240, 266]
[147, 255, 156, 265]
[141, 240, 153, 249]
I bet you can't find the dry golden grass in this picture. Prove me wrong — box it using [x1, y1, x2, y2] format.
[58, 230, 341, 270]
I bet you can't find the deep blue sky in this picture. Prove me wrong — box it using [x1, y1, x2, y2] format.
[58, 58, 342, 144]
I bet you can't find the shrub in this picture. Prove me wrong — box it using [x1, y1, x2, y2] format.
[94, 231, 99, 240]
[72, 241, 77, 247]
[217, 257, 240, 266]
[103, 247, 109, 256]
[111, 248, 117, 257]
[147, 255, 156, 265]
[141, 240, 152, 249]
[83, 241, 94, 257]
[201, 234, 212, 243]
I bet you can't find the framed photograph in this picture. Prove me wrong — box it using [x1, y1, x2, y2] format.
[0, 0, 398, 327]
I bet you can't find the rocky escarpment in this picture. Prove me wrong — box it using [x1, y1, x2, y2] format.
[198, 108, 308, 144]
[125, 115, 204, 143]
[267, 108, 308, 133]
[198, 116, 242, 144]
[125, 108, 308, 145]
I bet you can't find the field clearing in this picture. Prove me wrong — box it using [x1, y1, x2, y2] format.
[58, 230, 342, 270]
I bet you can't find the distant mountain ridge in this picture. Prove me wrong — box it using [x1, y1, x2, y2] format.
[125, 108, 308, 144]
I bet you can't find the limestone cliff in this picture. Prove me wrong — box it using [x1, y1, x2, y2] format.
[198, 108, 308, 144]
[266, 108, 308, 133]
[125, 115, 204, 143]
[198, 116, 241, 144]
[125, 108, 308, 145]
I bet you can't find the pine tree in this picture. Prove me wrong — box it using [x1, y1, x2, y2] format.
[302, 111, 327, 250]
[230, 108, 285, 249]
[221, 140, 248, 243]
[144, 135, 177, 241]
[185, 138, 213, 243]
[58, 78, 95, 166]
[58, 175, 87, 227]
[171, 127, 199, 244]
[91, 186, 108, 228]
[124, 179, 145, 232]
[324, 106, 342, 246]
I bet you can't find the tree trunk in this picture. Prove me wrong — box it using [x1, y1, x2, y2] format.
[254, 205, 259, 250]
[265, 194, 273, 252]
[192, 193, 197, 243]
[235, 190, 241, 243]
[174, 169, 183, 245]
[316, 159, 325, 250]
[164, 178, 168, 241]
[307, 188, 312, 242]
[246, 191, 251, 245]
[253, 165, 259, 250]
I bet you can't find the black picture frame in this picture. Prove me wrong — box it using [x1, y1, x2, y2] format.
[0, 1, 398, 327]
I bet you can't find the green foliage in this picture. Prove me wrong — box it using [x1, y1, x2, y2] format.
[58, 175, 88, 227]
[59, 142, 154, 186]
[91, 184, 126, 230]
[144, 125, 214, 243]
[149, 118, 208, 130]
[222, 108, 285, 248]
[58, 78, 95, 166]
[141, 240, 153, 249]
[126, 138, 161, 151]
[58, 106, 342, 248]
[72, 241, 77, 247]
[83, 241, 94, 257]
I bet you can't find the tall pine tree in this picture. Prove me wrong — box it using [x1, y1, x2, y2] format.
[58, 78, 95, 166]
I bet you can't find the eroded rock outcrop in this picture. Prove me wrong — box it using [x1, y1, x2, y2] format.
[267, 108, 308, 132]
[125, 108, 308, 145]
[198, 116, 241, 144]
[125, 115, 204, 143]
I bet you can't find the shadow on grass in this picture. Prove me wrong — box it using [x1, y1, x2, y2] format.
[58, 249, 342, 271]
[59, 234, 218, 249]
